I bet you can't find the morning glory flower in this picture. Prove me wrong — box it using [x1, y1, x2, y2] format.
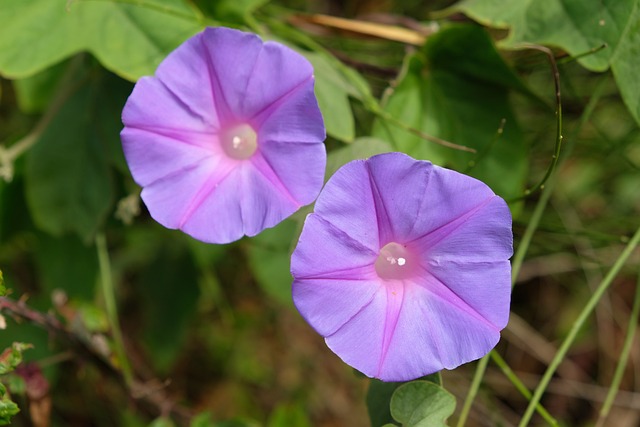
[291, 153, 512, 381]
[121, 27, 326, 243]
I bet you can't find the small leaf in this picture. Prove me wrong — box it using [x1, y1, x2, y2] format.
[0, 395, 20, 425]
[0, 271, 5, 297]
[390, 381, 456, 427]
[0, 342, 32, 375]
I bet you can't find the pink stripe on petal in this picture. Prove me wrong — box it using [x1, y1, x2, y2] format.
[256, 140, 326, 206]
[121, 127, 218, 187]
[141, 158, 234, 232]
[241, 41, 315, 120]
[365, 153, 431, 244]
[293, 278, 381, 336]
[313, 160, 380, 251]
[292, 214, 378, 280]
[255, 80, 325, 145]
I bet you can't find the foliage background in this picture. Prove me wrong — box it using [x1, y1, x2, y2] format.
[0, 0, 639, 426]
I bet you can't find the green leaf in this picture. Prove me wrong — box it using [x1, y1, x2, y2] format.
[0, 394, 20, 426]
[13, 61, 68, 114]
[0, 0, 203, 81]
[389, 381, 455, 427]
[305, 53, 357, 142]
[246, 219, 297, 306]
[0, 342, 32, 375]
[454, 0, 640, 125]
[0, 271, 5, 297]
[372, 24, 527, 200]
[326, 137, 393, 178]
[24, 68, 129, 241]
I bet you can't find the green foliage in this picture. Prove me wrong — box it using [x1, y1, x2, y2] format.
[0, 342, 32, 375]
[325, 137, 393, 178]
[389, 380, 456, 427]
[373, 24, 527, 199]
[0, 385, 20, 426]
[267, 403, 312, 427]
[246, 219, 297, 306]
[455, 0, 640, 125]
[305, 53, 356, 142]
[0, 271, 5, 297]
[0, 343, 31, 425]
[0, 0, 204, 81]
[24, 66, 131, 241]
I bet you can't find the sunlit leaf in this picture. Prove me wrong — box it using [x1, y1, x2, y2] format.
[454, 0, 640, 125]
[0, 0, 203, 81]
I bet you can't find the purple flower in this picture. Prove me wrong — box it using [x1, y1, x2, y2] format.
[121, 27, 326, 243]
[291, 153, 512, 381]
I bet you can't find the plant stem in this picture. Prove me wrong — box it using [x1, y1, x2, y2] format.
[518, 225, 640, 426]
[96, 232, 133, 386]
[456, 353, 490, 427]
[595, 271, 640, 426]
[490, 351, 558, 426]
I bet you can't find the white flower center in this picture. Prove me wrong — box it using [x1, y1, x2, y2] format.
[221, 123, 257, 160]
[375, 242, 416, 280]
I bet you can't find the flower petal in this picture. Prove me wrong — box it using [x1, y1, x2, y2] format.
[241, 41, 315, 120]
[364, 153, 431, 244]
[253, 140, 326, 206]
[312, 160, 380, 251]
[122, 76, 216, 133]
[293, 277, 381, 336]
[140, 156, 236, 233]
[423, 260, 511, 331]
[409, 162, 500, 239]
[412, 196, 513, 262]
[291, 214, 378, 280]
[121, 127, 218, 187]
[378, 283, 500, 381]
[176, 162, 301, 243]
[254, 78, 325, 144]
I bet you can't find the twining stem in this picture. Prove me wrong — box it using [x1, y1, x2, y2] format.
[456, 353, 490, 427]
[96, 233, 134, 386]
[595, 272, 640, 426]
[490, 351, 559, 426]
[518, 225, 640, 426]
[509, 44, 563, 202]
